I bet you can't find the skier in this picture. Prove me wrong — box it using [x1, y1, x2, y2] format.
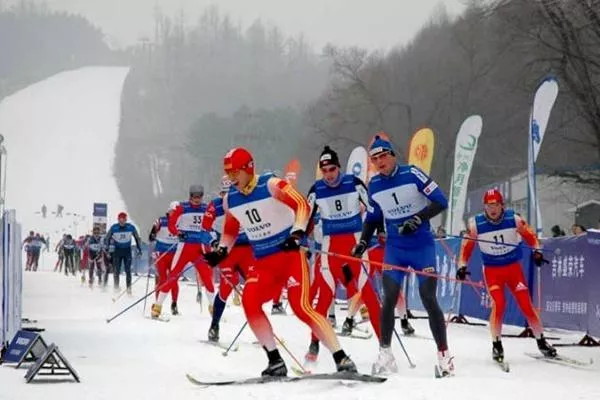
[85, 227, 106, 287]
[204, 147, 357, 376]
[61, 234, 77, 275]
[56, 204, 64, 217]
[357, 135, 452, 376]
[41, 204, 47, 218]
[148, 202, 180, 315]
[54, 234, 66, 272]
[105, 212, 142, 294]
[22, 231, 35, 271]
[304, 146, 381, 363]
[151, 185, 216, 318]
[457, 188, 557, 362]
[202, 175, 254, 342]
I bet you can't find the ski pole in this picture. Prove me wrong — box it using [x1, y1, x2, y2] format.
[142, 270, 152, 315]
[355, 257, 416, 369]
[306, 246, 486, 290]
[106, 262, 195, 324]
[222, 321, 248, 357]
[443, 234, 553, 253]
[218, 271, 307, 375]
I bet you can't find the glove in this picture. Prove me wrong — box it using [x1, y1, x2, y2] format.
[399, 216, 422, 235]
[136, 248, 142, 258]
[456, 266, 470, 281]
[178, 232, 187, 241]
[210, 240, 219, 251]
[280, 230, 304, 252]
[352, 240, 368, 257]
[533, 250, 549, 267]
[377, 232, 387, 246]
[204, 247, 228, 267]
[342, 264, 353, 284]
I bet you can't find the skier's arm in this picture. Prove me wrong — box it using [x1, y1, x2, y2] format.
[410, 166, 448, 222]
[515, 214, 540, 249]
[201, 201, 217, 231]
[458, 218, 477, 266]
[360, 193, 383, 245]
[218, 195, 240, 251]
[268, 177, 310, 233]
[148, 219, 159, 242]
[132, 226, 142, 252]
[304, 184, 318, 235]
[168, 205, 183, 235]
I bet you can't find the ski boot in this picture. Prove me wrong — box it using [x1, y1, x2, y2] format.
[341, 317, 355, 336]
[305, 339, 319, 363]
[151, 304, 162, 319]
[81, 275, 86, 284]
[171, 302, 179, 316]
[127, 287, 132, 296]
[196, 290, 203, 305]
[328, 314, 337, 328]
[208, 324, 219, 342]
[334, 350, 357, 373]
[492, 340, 504, 362]
[436, 350, 455, 377]
[271, 302, 286, 315]
[372, 346, 398, 375]
[537, 335, 557, 358]
[262, 349, 288, 377]
[401, 318, 415, 335]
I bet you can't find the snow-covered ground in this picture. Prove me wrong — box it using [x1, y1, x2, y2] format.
[1, 252, 598, 400]
[0, 67, 129, 236]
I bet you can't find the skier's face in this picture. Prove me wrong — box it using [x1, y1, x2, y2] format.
[228, 169, 252, 190]
[370, 151, 395, 176]
[321, 165, 340, 185]
[118, 217, 126, 225]
[190, 194, 203, 206]
[484, 202, 503, 220]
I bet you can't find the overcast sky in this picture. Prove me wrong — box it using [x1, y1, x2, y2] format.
[29, 0, 466, 50]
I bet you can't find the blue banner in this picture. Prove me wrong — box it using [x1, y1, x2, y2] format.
[2, 330, 40, 363]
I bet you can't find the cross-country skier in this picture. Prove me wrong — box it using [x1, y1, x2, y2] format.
[203, 147, 357, 377]
[457, 188, 557, 362]
[148, 202, 180, 315]
[61, 234, 77, 276]
[85, 227, 106, 287]
[151, 185, 216, 318]
[105, 212, 142, 293]
[357, 135, 452, 376]
[202, 175, 254, 342]
[303, 146, 382, 362]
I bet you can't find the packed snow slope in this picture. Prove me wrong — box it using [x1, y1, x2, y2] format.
[2, 255, 599, 400]
[0, 67, 130, 236]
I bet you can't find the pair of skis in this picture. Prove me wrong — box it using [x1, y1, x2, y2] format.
[186, 371, 387, 386]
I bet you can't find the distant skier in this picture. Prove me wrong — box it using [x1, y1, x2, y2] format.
[105, 212, 142, 294]
[56, 204, 64, 217]
[41, 204, 47, 218]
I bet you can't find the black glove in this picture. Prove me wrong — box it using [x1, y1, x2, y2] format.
[352, 240, 368, 257]
[533, 250, 549, 267]
[280, 230, 304, 252]
[342, 264, 353, 284]
[204, 246, 228, 267]
[210, 240, 219, 251]
[399, 216, 422, 235]
[178, 232, 187, 242]
[456, 266, 470, 281]
[136, 248, 142, 257]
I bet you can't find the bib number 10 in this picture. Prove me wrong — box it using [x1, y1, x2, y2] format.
[245, 208, 262, 224]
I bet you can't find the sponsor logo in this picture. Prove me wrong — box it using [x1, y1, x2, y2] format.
[424, 181, 438, 195]
[410, 167, 428, 183]
[352, 162, 362, 177]
[413, 144, 428, 161]
[515, 282, 528, 291]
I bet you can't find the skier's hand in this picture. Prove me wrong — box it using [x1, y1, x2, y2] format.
[351, 240, 368, 257]
[456, 266, 470, 281]
[210, 240, 219, 251]
[136, 248, 142, 258]
[533, 250, 549, 267]
[399, 216, 422, 235]
[204, 247, 228, 267]
[280, 230, 304, 252]
[342, 264, 353, 284]
[178, 232, 187, 242]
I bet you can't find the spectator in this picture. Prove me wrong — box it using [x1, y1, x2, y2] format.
[571, 224, 586, 235]
[551, 225, 566, 237]
[436, 226, 447, 238]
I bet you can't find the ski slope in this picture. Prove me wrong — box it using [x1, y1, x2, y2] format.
[0, 67, 130, 237]
[2, 255, 599, 400]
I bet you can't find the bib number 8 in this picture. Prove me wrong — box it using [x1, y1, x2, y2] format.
[334, 199, 343, 211]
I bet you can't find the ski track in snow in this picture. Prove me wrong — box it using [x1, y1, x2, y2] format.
[2, 253, 599, 400]
[0, 66, 130, 237]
